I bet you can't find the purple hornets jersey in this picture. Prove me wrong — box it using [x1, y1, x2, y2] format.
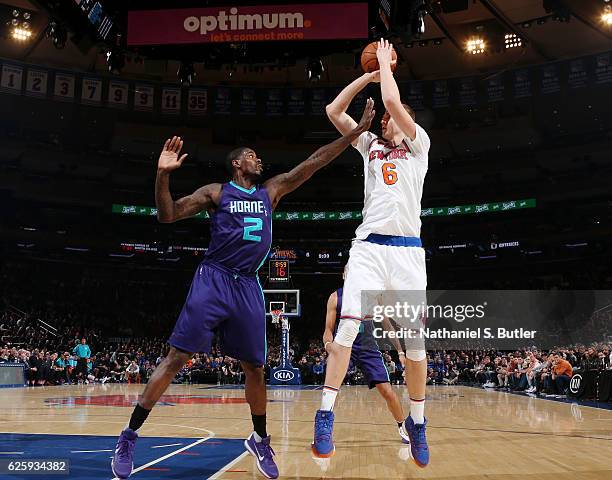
[204, 181, 272, 274]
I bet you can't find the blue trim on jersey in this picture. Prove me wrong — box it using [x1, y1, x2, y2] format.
[365, 233, 422, 247]
[256, 275, 267, 360]
[229, 181, 256, 195]
[255, 204, 273, 272]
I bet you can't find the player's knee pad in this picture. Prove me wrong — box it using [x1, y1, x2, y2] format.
[405, 349, 426, 361]
[334, 318, 360, 348]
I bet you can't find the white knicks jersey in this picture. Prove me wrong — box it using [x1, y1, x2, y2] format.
[353, 124, 430, 239]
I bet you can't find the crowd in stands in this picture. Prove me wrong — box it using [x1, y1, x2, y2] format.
[2, 301, 612, 399]
[424, 346, 612, 397]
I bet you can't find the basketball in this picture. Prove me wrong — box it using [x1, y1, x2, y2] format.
[361, 41, 397, 73]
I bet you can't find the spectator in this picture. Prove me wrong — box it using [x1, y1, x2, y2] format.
[72, 338, 91, 383]
[125, 360, 140, 384]
[551, 353, 573, 396]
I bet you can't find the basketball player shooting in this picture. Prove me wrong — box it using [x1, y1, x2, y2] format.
[111, 101, 375, 480]
[312, 39, 431, 468]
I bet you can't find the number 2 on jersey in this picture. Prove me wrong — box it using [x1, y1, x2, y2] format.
[382, 162, 398, 185]
[243, 217, 263, 242]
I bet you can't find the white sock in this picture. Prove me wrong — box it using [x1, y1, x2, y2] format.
[253, 431, 263, 443]
[410, 398, 425, 424]
[320, 386, 339, 411]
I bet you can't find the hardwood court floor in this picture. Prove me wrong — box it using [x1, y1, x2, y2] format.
[0, 383, 611, 479]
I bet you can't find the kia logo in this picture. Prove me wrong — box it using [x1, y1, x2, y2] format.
[273, 370, 295, 381]
[569, 374, 582, 394]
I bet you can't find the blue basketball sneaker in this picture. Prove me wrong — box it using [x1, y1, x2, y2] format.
[312, 410, 335, 458]
[111, 428, 138, 479]
[244, 433, 279, 479]
[404, 416, 429, 468]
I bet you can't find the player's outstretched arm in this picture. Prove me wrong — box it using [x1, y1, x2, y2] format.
[326, 72, 379, 142]
[265, 99, 375, 208]
[155, 136, 221, 223]
[323, 292, 338, 352]
[376, 38, 417, 141]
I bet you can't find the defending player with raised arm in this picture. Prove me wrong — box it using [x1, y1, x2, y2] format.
[111, 100, 374, 480]
[313, 39, 431, 468]
[154, 98, 375, 224]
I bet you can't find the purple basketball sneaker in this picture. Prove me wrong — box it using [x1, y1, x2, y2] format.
[244, 433, 279, 479]
[111, 428, 138, 479]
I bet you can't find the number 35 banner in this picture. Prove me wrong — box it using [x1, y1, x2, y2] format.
[188, 88, 207, 116]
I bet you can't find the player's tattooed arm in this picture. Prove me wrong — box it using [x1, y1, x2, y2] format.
[376, 38, 417, 141]
[323, 292, 338, 351]
[155, 136, 222, 223]
[265, 98, 375, 209]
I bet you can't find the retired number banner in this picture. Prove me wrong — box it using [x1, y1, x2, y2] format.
[127, 3, 368, 45]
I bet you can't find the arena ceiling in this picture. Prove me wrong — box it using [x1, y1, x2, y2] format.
[0, 1, 610, 81]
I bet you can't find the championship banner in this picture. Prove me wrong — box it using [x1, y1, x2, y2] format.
[287, 89, 305, 116]
[107, 81, 129, 109]
[594, 52, 612, 84]
[404, 81, 424, 111]
[161, 87, 181, 114]
[568, 59, 588, 89]
[309, 88, 327, 116]
[81, 78, 103, 106]
[214, 87, 232, 114]
[187, 88, 208, 115]
[513, 68, 532, 99]
[25, 69, 48, 98]
[239, 87, 257, 115]
[485, 75, 505, 103]
[0, 64, 24, 94]
[540, 63, 561, 94]
[53, 73, 76, 102]
[113, 198, 536, 220]
[457, 77, 477, 106]
[133, 84, 155, 112]
[127, 3, 368, 45]
[432, 80, 450, 109]
[265, 88, 284, 116]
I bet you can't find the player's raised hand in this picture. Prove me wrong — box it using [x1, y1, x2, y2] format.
[376, 38, 394, 68]
[158, 136, 188, 172]
[354, 97, 375, 134]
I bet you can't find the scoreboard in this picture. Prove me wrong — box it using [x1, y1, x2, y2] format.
[268, 260, 290, 283]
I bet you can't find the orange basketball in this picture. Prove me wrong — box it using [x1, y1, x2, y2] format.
[360, 41, 397, 73]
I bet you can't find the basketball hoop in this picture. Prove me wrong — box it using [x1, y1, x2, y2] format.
[271, 309, 283, 325]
